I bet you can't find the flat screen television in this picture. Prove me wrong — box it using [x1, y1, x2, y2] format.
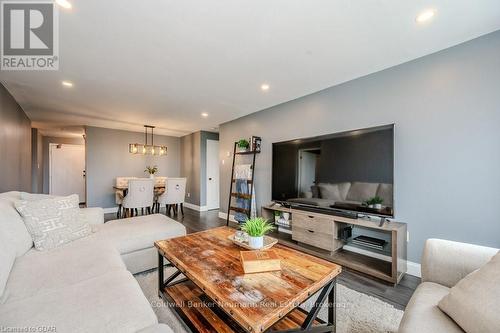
[272, 124, 394, 218]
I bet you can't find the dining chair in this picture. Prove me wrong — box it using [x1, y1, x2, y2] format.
[153, 176, 167, 213]
[157, 177, 187, 215]
[115, 177, 137, 218]
[122, 179, 154, 217]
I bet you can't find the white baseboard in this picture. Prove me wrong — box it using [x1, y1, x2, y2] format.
[183, 202, 208, 212]
[407, 261, 421, 278]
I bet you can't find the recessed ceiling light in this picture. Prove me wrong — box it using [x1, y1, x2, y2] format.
[62, 81, 73, 87]
[261, 83, 270, 91]
[56, 0, 72, 9]
[201, 112, 209, 118]
[416, 9, 436, 23]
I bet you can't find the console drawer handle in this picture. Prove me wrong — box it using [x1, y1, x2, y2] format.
[307, 229, 314, 233]
[308, 215, 314, 218]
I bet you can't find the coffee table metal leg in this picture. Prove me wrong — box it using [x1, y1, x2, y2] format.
[158, 253, 164, 298]
[329, 278, 336, 333]
[272, 278, 336, 333]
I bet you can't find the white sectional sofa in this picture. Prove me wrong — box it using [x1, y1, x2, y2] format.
[398, 239, 499, 333]
[0, 191, 186, 333]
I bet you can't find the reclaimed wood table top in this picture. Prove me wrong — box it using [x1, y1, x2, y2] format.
[155, 227, 342, 333]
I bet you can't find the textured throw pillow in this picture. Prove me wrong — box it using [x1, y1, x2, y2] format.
[317, 183, 342, 201]
[345, 182, 379, 202]
[438, 251, 500, 333]
[15, 194, 92, 251]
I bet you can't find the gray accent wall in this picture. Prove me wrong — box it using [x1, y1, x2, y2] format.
[31, 128, 43, 193]
[0, 83, 31, 192]
[219, 31, 500, 263]
[180, 131, 201, 206]
[180, 131, 219, 207]
[85, 126, 180, 208]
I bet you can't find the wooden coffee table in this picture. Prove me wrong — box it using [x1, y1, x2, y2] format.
[155, 227, 342, 333]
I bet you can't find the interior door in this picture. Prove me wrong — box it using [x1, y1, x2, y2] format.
[206, 139, 220, 210]
[49, 144, 86, 203]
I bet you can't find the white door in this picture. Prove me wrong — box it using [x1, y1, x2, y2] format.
[206, 139, 220, 210]
[298, 150, 317, 197]
[49, 144, 86, 203]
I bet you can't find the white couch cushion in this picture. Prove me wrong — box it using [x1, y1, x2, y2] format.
[438, 251, 500, 333]
[0, 192, 33, 256]
[317, 183, 342, 201]
[0, 231, 15, 299]
[94, 214, 186, 255]
[376, 183, 393, 206]
[15, 194, 92, 251]
[0, 270, 158, 333]
[345, 182, 379, 203]
[2, 238, 125, 303]
[399, 282, 463, 333]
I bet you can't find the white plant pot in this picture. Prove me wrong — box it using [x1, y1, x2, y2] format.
[238, 147, 248, 152]
[282, 212, 290, 221]
[149, 174, 155, 179]
[368, 204, 374, 208]
[274, 215, 280, 223]
[374, 203, 382, 209]
[248, 236, 264, 249]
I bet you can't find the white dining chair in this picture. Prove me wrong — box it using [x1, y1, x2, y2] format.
[122, 179, 154, 217]
[153, 176, 167, 213]
[157, 177, 187, 215]
[115, 177, 137, 218]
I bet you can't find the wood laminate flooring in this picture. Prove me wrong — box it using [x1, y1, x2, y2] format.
[105, 207, 419, 310]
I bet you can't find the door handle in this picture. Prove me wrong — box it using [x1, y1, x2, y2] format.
[209, 178, 212, 180]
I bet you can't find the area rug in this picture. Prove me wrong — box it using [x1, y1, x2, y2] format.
[135, 268, 403, 333]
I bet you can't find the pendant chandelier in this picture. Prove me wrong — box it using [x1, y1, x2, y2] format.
[129, 125, 167, 156]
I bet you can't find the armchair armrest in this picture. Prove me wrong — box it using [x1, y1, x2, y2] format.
[421, 238, 498, 288]
[81, 207, 104, 225]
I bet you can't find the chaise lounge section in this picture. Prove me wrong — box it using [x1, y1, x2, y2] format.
[0, 191, 186, 333]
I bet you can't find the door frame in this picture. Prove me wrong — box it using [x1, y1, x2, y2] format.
[205, 139, 220, 210]
[49, 143, 86, 204]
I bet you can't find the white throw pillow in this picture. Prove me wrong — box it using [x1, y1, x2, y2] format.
[317, 183, 342, 201]
[14, 194, 92, 251]
[438, 251, 500, 333]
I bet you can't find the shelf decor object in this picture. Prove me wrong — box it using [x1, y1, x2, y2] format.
[129, 125, 167, 156]
[228, 234, 278, 250]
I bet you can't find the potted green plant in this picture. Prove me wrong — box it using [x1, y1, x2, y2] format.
[144, 165, 158, 179]
[365, 196, 384, 209]
[237, 139, 250, 152]
[241, 217, 275, 249]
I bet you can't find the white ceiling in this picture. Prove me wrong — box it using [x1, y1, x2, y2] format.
[1, 0, 500, 137]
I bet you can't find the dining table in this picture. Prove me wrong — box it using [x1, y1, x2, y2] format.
[113, 185, 166, 217]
